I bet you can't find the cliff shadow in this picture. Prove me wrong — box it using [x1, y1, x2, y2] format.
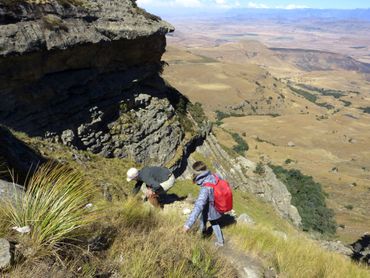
[0, 125, 46, 184]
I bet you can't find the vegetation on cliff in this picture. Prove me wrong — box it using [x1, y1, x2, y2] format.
[271, 165, 337, 235]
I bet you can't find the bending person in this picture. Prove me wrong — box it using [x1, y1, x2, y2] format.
[127, 166, 175, 208]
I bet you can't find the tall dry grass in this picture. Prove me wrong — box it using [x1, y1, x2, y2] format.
[105, 197, 237, 278]
[228, 224, 369, 278]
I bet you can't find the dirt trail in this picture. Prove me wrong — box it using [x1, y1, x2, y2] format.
[221, 242, 266, 278]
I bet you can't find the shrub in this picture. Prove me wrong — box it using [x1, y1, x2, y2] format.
[361, 107, 370, 114]
[215, 110, 246, 121]
[215, 110, 229, 121]
[188, 102, 207, 127]
[270, 165, 337, 235]
[285, 159, 294, 164]
[289, 85, 317, 103]
[344, 205, 354, 210]
[174, 97, 194, 133]
[231, 132, 249, 156]
[0, 163, 96, 255]
[254, 162, 265, 175]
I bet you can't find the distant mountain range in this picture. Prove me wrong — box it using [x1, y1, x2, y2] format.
[226, 8, 370, 22]
[154, 8, 370, 22]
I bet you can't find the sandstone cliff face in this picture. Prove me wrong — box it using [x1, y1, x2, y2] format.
[0, 0, 185, 165]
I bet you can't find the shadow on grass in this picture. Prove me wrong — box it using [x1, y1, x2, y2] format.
[203, 214, 236, 238]
[160, 193, 187, 205]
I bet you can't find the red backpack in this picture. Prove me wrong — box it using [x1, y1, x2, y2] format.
[204, 175, 233, 213]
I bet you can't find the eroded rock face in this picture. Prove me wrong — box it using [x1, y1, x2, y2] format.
[182, 133, 302, 226]
[0, 0, 184, 165]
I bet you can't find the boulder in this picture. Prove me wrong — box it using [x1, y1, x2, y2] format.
[0, 179, 24, 202]
[320, 240, 353, 257]
[287, 141, 295, 147]
[0, 238, 12, 270]
[237, 214, 255, 226]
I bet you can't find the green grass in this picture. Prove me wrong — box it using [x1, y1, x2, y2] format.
[0, 163, 96, 256]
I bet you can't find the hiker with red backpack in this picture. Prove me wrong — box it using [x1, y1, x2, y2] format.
[184, 161, 233, 247]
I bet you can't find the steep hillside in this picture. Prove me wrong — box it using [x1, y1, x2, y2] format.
[163, 42, 370, 244]
[0, 1, 369, 277]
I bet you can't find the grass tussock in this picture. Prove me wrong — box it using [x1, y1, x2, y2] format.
[0, 162, 96, 256]
[228, 224, 369, 278]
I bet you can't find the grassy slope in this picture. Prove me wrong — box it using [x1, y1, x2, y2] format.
[169, 178, 369, 278]
[1, 132, 368, 277]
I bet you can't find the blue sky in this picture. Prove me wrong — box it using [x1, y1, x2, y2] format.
[137, 0, 370, 10]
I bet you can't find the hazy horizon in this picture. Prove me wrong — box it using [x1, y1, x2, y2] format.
[138, 0, 370, 16]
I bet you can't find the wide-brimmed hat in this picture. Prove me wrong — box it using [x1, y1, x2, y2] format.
[126, 168, 139, 182]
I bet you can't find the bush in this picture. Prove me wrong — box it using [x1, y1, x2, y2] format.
[285, 159, 294, 164]
[270, 165, 337, 235]
[188, 102, 207, 127]
[215, 110, 246, 121]
[231, 133, 249, 156]
[0, 163, 96, 255]
[344, 205, 354, 210]
[361, 107, 370, 114]
[254, 162, 265, 175]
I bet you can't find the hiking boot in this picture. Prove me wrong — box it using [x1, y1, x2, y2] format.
[214, 242, 224, 248]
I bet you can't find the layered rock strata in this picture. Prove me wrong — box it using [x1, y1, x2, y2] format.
[0, 0, 184, 165]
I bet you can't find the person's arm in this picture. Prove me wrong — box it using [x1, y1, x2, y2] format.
[184, 187, 209, 229]
[132, 181, 143, 195]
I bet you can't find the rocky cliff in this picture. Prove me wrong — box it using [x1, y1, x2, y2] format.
[0, 0, 189, 165]
[182, 133, 302, 226]
[0, 0, 300, 225]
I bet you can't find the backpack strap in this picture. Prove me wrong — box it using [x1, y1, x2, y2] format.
[213, 174, 220, 184]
